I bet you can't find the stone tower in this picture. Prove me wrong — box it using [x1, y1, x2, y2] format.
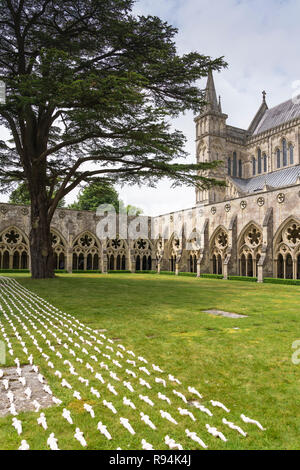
[194, 70, 228, 204]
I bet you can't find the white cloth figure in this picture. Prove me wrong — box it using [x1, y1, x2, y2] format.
[120, 417, 135, 435]
[140, 412, 156, 430]
[205, 424, 227, 442]
[0, 369, 3, 378]
[139, 366, 150, 376]
[164, 435, 183, 450]
[222, 418, 247, 437]
[188, 386, 202, 399]
[61, 379, 72, 389]
[158, 392, 171, 405]
[152, 364, 164, 373]
[84, 403, 95, 418]
[139, 378, 151, 389]
[240, 414, 266, 431]
[37, 413, 48, 430]
[73, 391, 82, 400]
[168, 375, 181, 385]
[7, 391, 14, 404]
[160, 410, 178, 425]
[24, 387, 32, 399]
[123, 381, 134, 393]
[138, 356, 148, 364]
[74, 428, 87, 447]
[107, 383, 118, 396]
[193, 402, 213, 417]
[3, 379, 9, 390]
[185, 429, 207, 449]
[125, 369, 137, 378]
[139, 395, 154, 407]
[97, 422, 112, 440]
[123, 397, 136, 410]
[18, 440, 30, 450]
[141, 439, 153, 450]
[127, 350, 135, 357]
[55, 370, 62, 379]
[155, 377, 166, 387]
[210, 400, 230, 413]
[62, 408, 73, 424]
[103, 400, 117, 414]
[47, 432, 59, 450]
[33, 400, 41, 412]
[173, 390, 187, 403]
[178, 407, 196, 422]
[91, 387, 100, 399]
[9, 403, 18, 416]
[95, 373, 105, 384]
[12, 417, 22, 435]
[110, 371, 120, 382]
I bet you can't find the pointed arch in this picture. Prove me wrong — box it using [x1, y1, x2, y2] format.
[0, 226, 30, 270]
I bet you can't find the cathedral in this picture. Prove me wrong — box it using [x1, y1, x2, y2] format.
[1, 71, 300, 281]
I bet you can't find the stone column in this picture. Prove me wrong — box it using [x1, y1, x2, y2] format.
[66, 249, 73, 273]
[196, 258, 201, 277]
[257, 264, 263, 283]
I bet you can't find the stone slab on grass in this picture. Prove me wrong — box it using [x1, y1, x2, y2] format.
[202, 309, 248, 319]
[0, 365, 55, 417]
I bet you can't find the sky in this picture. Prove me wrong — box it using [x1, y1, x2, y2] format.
[1, 0, 300, 215]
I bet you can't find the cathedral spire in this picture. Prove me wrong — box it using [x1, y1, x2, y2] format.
[203, 69, 220, 113]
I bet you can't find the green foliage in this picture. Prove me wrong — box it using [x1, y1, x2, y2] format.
[108, 270, 131, 273]
[200, 273, 224, 279]
[264, 277, 300, 285]
[69, 180, 120, 212]
[228, 276, 258, 282]
[72, 270, 102, 274]
[0, 0, 226, 208]
[0, 269, 30, 273]
[9, 183, 65, 207]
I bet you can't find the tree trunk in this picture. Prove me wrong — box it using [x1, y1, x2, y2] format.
[30, 192, 55, 279]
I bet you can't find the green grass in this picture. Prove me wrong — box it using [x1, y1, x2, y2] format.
[0, 272, 300, 450]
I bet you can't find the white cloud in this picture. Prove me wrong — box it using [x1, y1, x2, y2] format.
[1, 0, 300, 215]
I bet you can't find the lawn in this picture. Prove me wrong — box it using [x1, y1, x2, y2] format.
[0, 273, 299, 450]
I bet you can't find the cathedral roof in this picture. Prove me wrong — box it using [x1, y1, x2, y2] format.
[231, 164, 300, 194]
[252, 97, 300, 135]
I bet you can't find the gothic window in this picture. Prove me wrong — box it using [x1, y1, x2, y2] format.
[227, 157, 231, 176]
[238, 159, 242, 178]
[239, 224, 262, 277]
[73, 232, 101, 271]
[276, 149, 281, 168]
[282, 139, 287, 166]
[263, 153, 267, 172]
[233, 152, 237, 177]
[252, 157, 256, 176]
[289, 144, 294, 164]
[106, 237, 127, 271]
[0, 227, 29, 270]
[51, 230, 66, 270]
[257, 149, 262, 174]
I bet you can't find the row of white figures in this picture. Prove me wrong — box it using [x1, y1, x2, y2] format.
[0, 277, 266, 450]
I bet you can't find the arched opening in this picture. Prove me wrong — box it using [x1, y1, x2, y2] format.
[142, 255, 147, 270]
[277, 254, 284, 278]
[136, 255, 141, 271]
[93, 254, 99, 270]
[213, 255, 217, 274]
[116, 254, 121, 270]
[58, 252, 65, 270]
[286, 254, 293, 279]
[121, 255, 126, 270]
[109, 254, 114, 270]
[13, 252, 19, 269]
[3, 251, 9, 269]
[297, 254, 300, 279]
[190, 255, 193, 273]
[247, 254, 253, 277]
[148, 256, 152, 270]
[217, 254, 222, 275]
[170, 256, 175, 272]
[78, 253, 84, 270]
[87, 253, 93, 270]
[21, 252, 28, 269]
[241, 254, 246, 276]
